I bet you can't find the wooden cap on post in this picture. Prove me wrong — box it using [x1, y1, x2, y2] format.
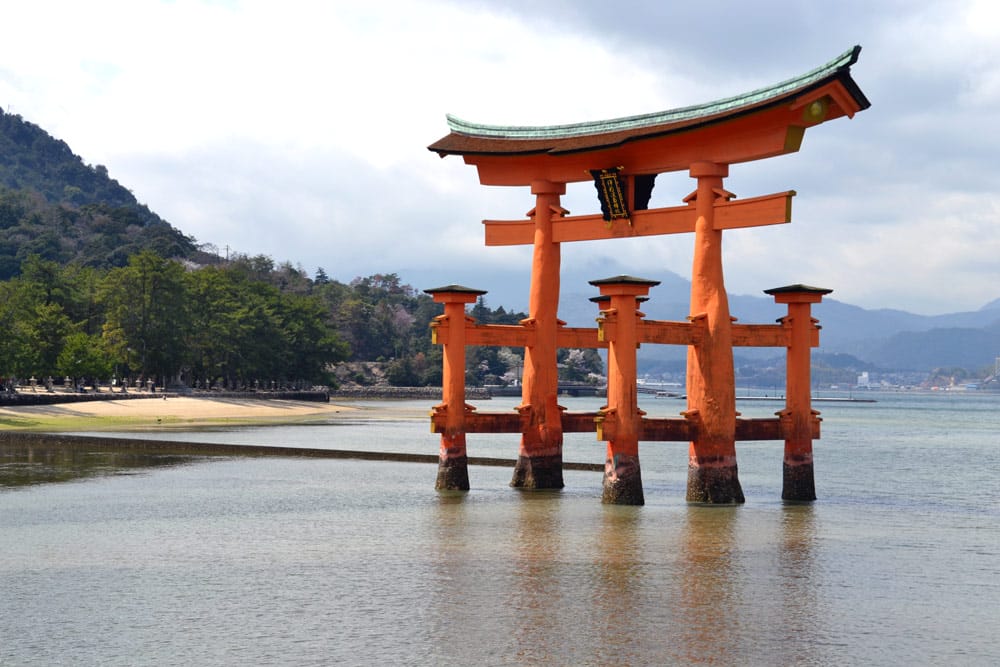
[589, 275, 661, 297]
[764, 284, 832, 304]
[424, 284, 487, 304]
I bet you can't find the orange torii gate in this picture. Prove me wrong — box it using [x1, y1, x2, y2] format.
[426, 46, 870, 504]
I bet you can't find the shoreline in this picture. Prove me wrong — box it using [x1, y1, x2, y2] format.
[0, 393, 603, 473]
[0, 431, 603, 472]
[0, 395, 368, 432]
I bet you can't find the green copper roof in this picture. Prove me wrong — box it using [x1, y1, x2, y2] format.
[446, 46, 863, 140]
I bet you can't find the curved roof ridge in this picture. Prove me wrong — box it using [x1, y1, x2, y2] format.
[446, 46, 862, 140]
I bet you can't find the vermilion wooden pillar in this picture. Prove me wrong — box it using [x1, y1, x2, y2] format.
[592, 276, 660, 505]
[685, 162, 744, 504]
[511, 180, 566, 489]
[766, 284, 831, 501]
[425, 285, 486, 491]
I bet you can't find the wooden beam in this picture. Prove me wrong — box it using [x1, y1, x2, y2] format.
[556, 326, 604, 349]
[714, 190, 795, 230]
[434, 323, 603, 349]
[639, 418, 696, 441]
[484, 191, 794, 246]
[431, 410, 602, 434]
[431, 413, 818, 439]
[463, 324, 533, 347]
[561, 411, 601, 433]
[735, 418, 784, 440]
[633, 417, 799, 441]
[731, 323, 789, 347]
[638, 319, 705, 346]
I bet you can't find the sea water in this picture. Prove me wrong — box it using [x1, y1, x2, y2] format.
[1, 392, 998, 665]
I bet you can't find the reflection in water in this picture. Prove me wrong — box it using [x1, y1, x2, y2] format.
[776, 503, 822, 663]
[665, 504, 823, 665]
[426, 491, 826, 664]
[674, 506, 744, 664]
[591, 505, 644, 665]
[510, 491, 563, 664]
[0, 444, 198, 488]
[428, 491, 479, 664]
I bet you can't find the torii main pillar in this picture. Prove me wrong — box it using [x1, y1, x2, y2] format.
[685, 161, 743, 503]
[511, 181, 566, 489]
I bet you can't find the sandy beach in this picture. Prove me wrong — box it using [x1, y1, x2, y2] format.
[0, 396, 363, 432]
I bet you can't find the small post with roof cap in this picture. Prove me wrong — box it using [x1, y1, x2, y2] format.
[425, 285, 487, 491]
[765, 284, 832, 501]
[591, 275, 660, 505]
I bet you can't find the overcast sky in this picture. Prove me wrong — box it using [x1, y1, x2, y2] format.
[2, 0, 998, 315]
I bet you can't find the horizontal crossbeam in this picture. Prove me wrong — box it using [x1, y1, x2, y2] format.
[430, 409, 601, 434]
[431, 411, 820, 440]
[484, 191, 794, 246]
[433, 319, 818, 349]
[432, 322, 606, 348]
[637, 416, 819, 441]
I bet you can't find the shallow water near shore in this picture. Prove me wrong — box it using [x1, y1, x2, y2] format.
[2, 392, 999, 665]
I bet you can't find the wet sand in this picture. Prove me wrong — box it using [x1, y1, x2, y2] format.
[0, 396, 362, 431]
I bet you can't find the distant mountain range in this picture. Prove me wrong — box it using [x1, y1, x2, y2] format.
[402, 260, 1000, 374]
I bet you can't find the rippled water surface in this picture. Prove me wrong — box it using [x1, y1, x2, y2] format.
[2, 392, 999, 665]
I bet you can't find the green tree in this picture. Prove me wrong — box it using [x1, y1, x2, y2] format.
[227, 285, 284, 384]
[57, 332, 111, 383]
[0, 258, 85, 378]
[28, 302, 73, 376]
[19, 254, 70, 306]
[0, 280, 39, 377]
[185, 266, 346, 386]
[273, 292, 348, 383]
[184, 265, 242, 386]
[60, 264, 104, 336]
[386, 356, 420, 386]
[100, 250, 189, 382]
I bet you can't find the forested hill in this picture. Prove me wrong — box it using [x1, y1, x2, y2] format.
[0, 108, 567, 392]
[0, 108, 196, 278]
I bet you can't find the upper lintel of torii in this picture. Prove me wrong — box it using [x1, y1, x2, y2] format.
[428, 46, 870, 187]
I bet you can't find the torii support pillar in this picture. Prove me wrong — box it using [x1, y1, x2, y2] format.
[425, 284, 486, 491]
[592, 276, 660, 505]
[685, 161, 744, 505]
[511, 180, 567, 490]
[766, 284, 832, 502]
